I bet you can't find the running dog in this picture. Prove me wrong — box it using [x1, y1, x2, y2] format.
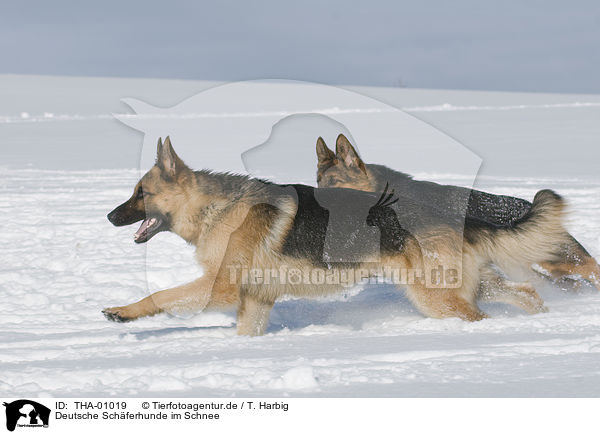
[104, 137, 563, 335]
[316, 134, 600, 290]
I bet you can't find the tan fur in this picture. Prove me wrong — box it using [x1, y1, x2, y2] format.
[315, 135, 600, 292]
[378, 239, 488, 321]
[472, 191, 572, 280]
[539, 256, 600, 289]
[104, 137, 553, 336]
[478, 267, 547, 314]
[237, 295, 275, 336]
[315, 137, 373, 191]
[314, 134, 560, 308]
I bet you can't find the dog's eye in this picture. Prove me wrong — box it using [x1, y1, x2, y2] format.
[136, 187, 154, 200]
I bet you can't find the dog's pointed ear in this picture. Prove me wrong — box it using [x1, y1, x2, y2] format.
[316, 137, 336, 166]
[336, 134, 366, 174]
[156, 136, 186, 178]
[156, 137, 163, 156]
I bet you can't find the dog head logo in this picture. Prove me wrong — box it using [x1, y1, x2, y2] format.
[114, 80, 480, 294]
[3, 400, 50, 432]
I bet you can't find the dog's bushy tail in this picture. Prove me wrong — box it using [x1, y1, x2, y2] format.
[528, 189, 567, 226]
[476, 189, 569, 275]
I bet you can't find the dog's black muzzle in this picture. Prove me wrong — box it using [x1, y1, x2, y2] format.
[107, 201, 145, 227]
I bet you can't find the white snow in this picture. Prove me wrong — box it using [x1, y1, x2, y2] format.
[1, 168, 599, 397]
[1, 75, 599, 397]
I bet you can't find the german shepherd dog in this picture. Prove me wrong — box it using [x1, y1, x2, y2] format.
[104, 137, 565, 336]
[316, 134, 600, 291]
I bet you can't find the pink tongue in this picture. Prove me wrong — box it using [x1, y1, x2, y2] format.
[135, 219, 151, 239]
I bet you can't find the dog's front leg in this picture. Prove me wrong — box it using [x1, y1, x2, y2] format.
[103, 272, 240, 322]
[236, 293, 275, 336]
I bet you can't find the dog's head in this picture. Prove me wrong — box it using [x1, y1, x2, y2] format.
[107, 136, 194, 243]
[316, 134, 372, 191]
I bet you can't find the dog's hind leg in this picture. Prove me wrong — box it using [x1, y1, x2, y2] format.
[537, 237, 600, 291]
[236, 293, 275, 336]
[405, 283, 488, 321]
[478, 265, 548, 314]
[538, 256, 600, 291]
[393, 237, 487, 321]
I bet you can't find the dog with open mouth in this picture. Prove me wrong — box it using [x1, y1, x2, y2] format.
[107, 189, 168, 243]
[104, 137, 562, 335]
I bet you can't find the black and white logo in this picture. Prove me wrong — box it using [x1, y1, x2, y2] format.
[3, 400, 50, 432]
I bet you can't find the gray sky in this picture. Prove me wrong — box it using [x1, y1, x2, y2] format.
[3, 0, 600, 93]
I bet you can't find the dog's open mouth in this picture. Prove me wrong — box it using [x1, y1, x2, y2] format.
[134, 217, 163, 243]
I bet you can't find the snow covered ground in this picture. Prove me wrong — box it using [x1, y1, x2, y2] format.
[1, 75, 600, 397]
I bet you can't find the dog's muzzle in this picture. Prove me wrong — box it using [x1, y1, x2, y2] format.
[107, 201, 145, 227]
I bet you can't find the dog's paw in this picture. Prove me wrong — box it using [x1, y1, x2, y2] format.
[102, 307, 136, 323]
